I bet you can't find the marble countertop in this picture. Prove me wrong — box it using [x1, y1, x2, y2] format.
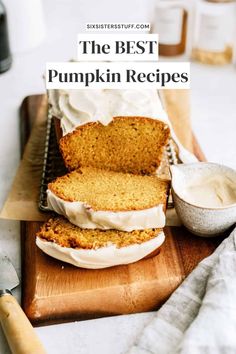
[0, 0, 236, 353]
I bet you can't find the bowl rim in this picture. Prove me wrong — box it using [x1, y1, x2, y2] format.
[171, 162, 236, 211]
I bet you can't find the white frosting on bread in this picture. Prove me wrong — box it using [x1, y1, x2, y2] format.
[36, 231, 165, 269]
[47, 189, 166, 231]
[48, 89, 169, 135]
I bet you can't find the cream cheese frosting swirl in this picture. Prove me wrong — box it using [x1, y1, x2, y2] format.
[48, 89, 169, 136]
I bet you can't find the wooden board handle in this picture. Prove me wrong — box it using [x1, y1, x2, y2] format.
[0, 294, 46, 354]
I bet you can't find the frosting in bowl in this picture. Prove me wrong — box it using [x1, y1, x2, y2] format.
[48, 89, 169, 135]
[171, 163, 236, 236]
[181, 174, 236, 208]
[36, 231, 165, 269]
[47, 189, 166, 231]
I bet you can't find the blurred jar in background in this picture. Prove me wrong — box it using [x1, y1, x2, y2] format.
[0, 1, 11, 73]
[152, 0, 190, 56]
[192, 0, 235, 65]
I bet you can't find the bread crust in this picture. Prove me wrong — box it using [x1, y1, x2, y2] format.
[53, 116, 63, 142]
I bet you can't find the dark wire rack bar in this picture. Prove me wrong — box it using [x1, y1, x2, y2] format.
[39, 112, 67, 211]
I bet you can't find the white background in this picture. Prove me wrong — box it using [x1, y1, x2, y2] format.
[0, 0, 236, 353]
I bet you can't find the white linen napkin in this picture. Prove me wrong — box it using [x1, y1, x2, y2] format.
[128, 226, 236, 354]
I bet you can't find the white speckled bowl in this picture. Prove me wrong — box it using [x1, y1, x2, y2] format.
[170, 162, 236, 237]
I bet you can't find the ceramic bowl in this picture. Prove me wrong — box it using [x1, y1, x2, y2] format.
[170, 162, 236, 237]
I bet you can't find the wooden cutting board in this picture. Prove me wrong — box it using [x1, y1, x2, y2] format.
[20, 95, 223, 326]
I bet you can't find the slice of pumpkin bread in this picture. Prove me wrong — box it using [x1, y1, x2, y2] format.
[37, 217, 163, 250]
[59, 117, 170, 174]
[48, 167, 169, 212]
[36, 216, 165, 268]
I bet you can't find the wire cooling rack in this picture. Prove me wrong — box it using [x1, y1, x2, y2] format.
[38, 114, 179, 211]
[39, 112, 67, 211]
